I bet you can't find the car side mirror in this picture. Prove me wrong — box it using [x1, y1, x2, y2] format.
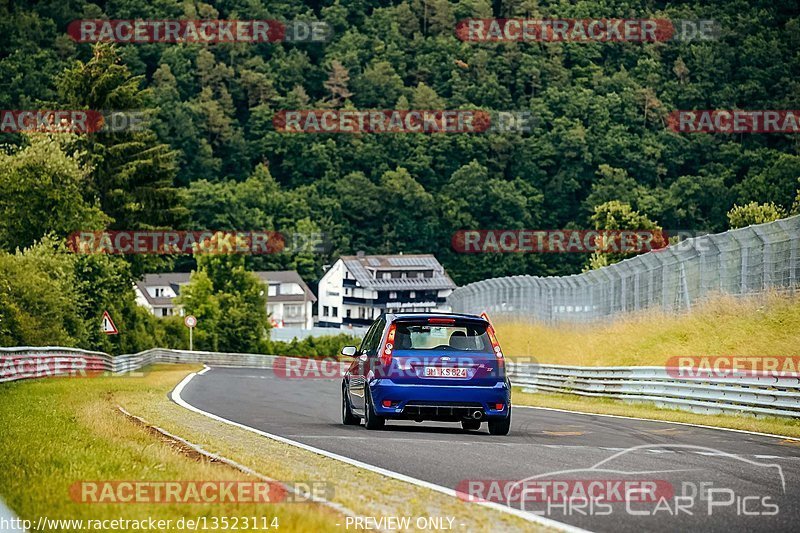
[341, 346, 358, 357]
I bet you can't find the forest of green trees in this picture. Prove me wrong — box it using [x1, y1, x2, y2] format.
[0, 0, 798, 352]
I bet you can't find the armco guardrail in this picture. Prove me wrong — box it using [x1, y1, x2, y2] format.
[507, 362, 800, 418]
[3, 347, 799, 419]
[0, 346, 113, 382]
[0, 346, 280, 383]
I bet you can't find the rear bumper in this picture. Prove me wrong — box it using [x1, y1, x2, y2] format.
[369, 378, 511, 419]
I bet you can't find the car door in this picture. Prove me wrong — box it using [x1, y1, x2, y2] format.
[348, 317, 385, 413]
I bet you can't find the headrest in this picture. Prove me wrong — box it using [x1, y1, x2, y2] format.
[449, 331, 471, 350]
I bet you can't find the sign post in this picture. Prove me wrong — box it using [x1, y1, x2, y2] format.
[102, 311, 118, 335]
[184, 315, 197, 351]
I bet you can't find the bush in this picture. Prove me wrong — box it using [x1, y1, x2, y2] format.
[727, 202, 787, 228]
[0, 236, 186, 355]
[0, 238, 87, 347]
[260, 333, 362, 358]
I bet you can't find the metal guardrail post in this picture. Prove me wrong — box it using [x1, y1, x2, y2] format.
[680, 263, 691, 311]
[739, 237, 749, 294]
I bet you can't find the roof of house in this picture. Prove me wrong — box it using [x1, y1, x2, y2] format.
[253, 270, 316, 302]
[134, 273, 189, 306]
[134, 270, 316, 306]
[337, 254, 456, 291]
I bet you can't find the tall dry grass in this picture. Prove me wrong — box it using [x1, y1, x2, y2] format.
[494, 291, 800, 366]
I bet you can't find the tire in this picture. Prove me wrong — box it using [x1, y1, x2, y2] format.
[342, 387, 360, 425]
[363, 391, 385, 430]
[488, 411, 511, 436]
[461, 419, 481, 431]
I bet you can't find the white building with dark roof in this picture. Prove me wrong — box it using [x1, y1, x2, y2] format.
[316, 254, 456, 328]
[133, 273, 187, 318]
[134, 270, 316, 329]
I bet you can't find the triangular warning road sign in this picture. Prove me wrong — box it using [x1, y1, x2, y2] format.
[102, 310, 118, 335]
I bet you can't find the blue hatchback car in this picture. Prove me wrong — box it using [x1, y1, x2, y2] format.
[341, 312, 511, 435]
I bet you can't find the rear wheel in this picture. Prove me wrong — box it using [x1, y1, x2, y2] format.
[488, 411, 511, 435]
[342, 388, 360, 425]
[461, 419, 481, 431]
[363, 391, 385, 430]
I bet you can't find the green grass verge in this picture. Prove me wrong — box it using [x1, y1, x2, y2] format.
[513, 388, 800, 439]
[0, 365, 540, 532]
[0, 365, 338, 531]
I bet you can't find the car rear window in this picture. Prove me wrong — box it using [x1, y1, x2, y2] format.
[392, 321, 492, 353]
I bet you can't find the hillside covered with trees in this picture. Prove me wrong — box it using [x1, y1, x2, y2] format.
[0, 0, 798, 351]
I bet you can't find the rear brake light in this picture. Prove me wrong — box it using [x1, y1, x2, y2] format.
[428, 317, 456, 324]
[381, 323, 397, 365]
[495, 403, 505, 410]
[486, 324, 504, 363]
[382, 400, 393, 408]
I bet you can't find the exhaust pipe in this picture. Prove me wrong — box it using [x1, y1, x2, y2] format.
[472, 410, 483, 420]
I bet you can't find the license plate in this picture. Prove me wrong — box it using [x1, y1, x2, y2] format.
[423, 367, 468, 378]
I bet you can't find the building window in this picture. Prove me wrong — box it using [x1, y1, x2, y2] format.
[382, 272, 391, 279]
[285, 305, 302, 318]
[345, 288, 350, 296]
[346, 309, 351, 318]
[332, 307, 338, 317]
[268, 284, 277, 296]
[323, 306, 329, 317]
[161, 308, 168, 317]
[280, 283, 304, 295]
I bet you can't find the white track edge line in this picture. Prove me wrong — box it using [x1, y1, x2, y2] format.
[116, 405, 356, 519]
[172, 371, 589, 533]
[515, 404, 800, 442]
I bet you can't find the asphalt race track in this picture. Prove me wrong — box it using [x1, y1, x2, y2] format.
[178, 366, 800, 532]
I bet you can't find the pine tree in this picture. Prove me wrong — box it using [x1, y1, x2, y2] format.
[54, 44, 187, 232]
[323, 60, 353, 108]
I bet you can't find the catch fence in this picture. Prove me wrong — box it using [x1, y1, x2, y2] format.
[448, 216, 800, 323]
